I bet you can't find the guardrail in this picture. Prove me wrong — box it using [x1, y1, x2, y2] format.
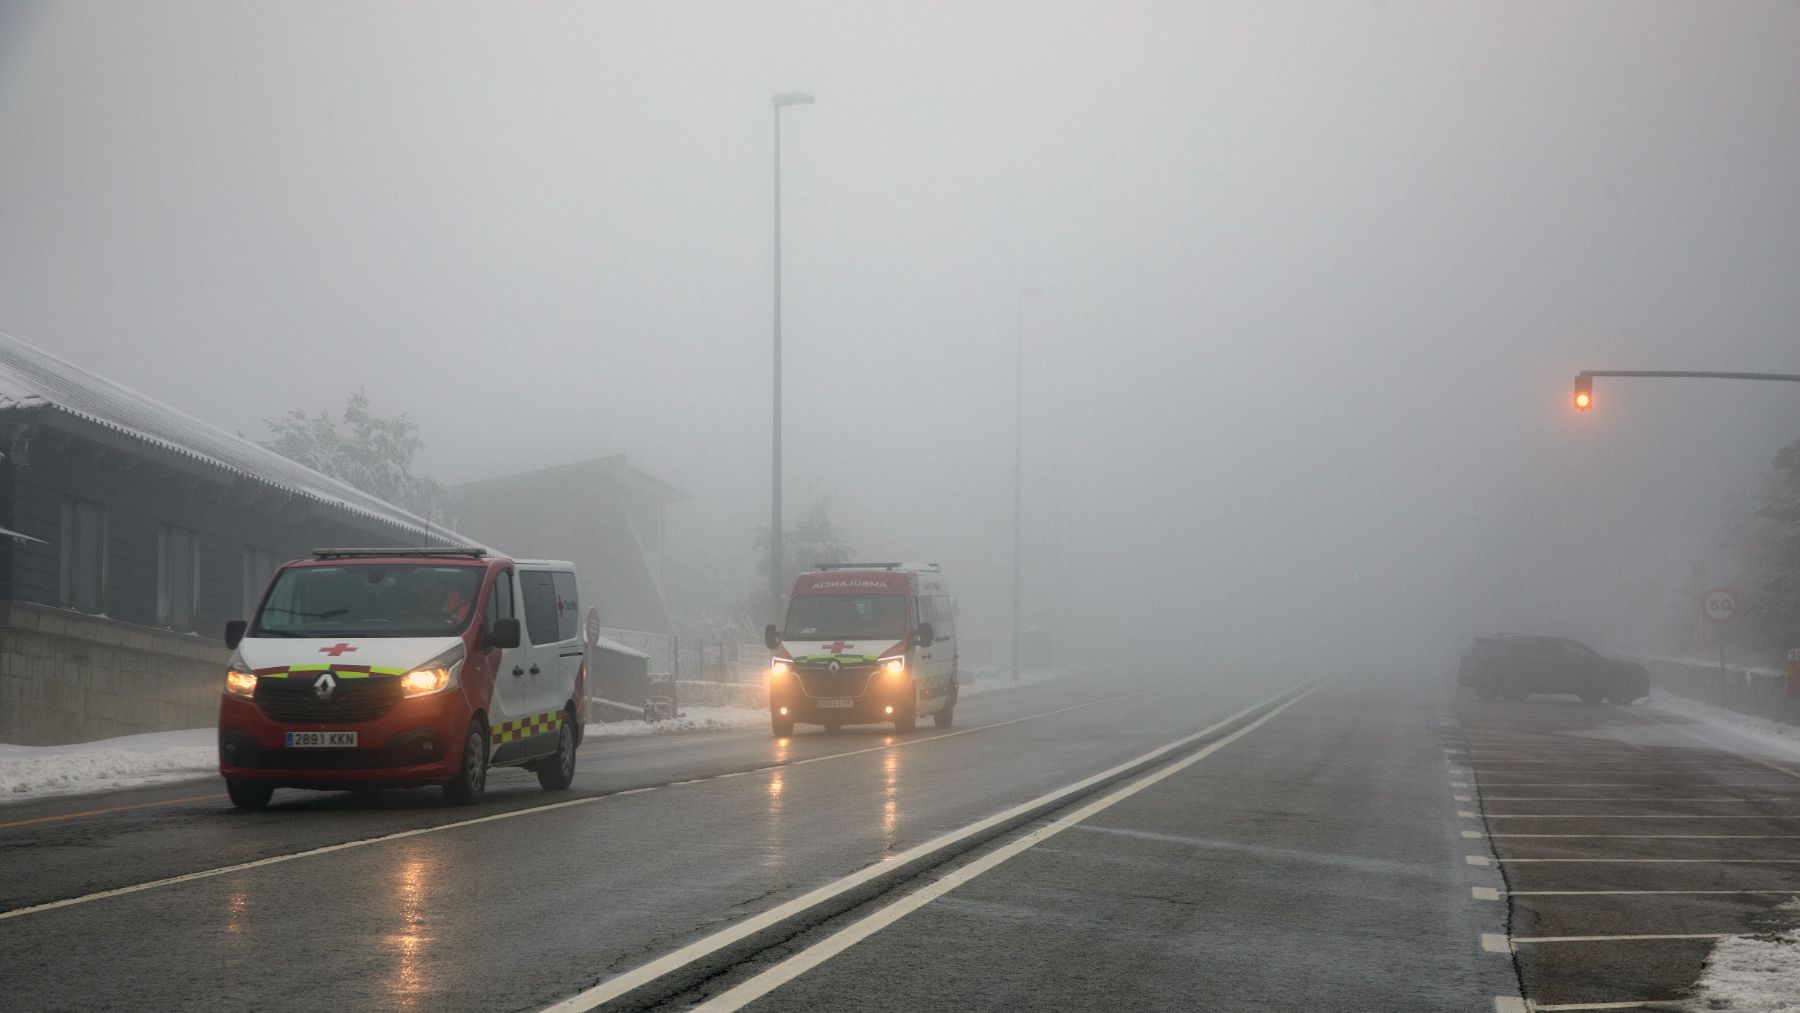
[1637, 653, 1800, 727]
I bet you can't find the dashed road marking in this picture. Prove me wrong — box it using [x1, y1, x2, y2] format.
[1466, 855, 1492, 866]
[1471, 887, 1501, 901]
[1481, 933, 1512, 953]
[1512, 942, 1735, 950]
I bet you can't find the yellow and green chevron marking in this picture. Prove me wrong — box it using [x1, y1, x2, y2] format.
[492, 709, 563, 745]
[251, 664, 409, 679]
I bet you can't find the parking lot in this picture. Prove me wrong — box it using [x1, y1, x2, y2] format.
[1450, 696, 1800, 1010]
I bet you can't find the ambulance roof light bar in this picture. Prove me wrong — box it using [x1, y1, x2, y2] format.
[313, 546, 489, 560]
[811, 562, 941, 573]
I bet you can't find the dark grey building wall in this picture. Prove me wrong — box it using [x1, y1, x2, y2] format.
[2, 425, 427, 640]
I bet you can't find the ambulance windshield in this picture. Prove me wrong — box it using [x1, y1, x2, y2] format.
[253, 564, 484, 638]
[785, 593, 909, 641]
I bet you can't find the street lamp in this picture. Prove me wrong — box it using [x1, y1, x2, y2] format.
[1571, 369, 1800, 413]
[1013, 287, 1042, 682]
[770, 91, 813, 622]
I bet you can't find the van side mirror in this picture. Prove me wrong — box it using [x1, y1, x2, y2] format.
[224, 620, 246, 650]
[764, 624, 781, 650]
[914, 622, 935, 648]
[488, 617, 521, 650]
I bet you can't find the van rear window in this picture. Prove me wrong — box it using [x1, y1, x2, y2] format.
[253, 565, 483, 638]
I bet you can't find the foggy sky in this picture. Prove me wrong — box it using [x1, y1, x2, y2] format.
[4, 2, 1798, 670]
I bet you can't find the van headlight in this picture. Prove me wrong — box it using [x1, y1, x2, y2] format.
[881, 655, 905, 676]
[402, 645, 465, 698]
[771, 659, 791, 678]
[224, 652, 257, 699]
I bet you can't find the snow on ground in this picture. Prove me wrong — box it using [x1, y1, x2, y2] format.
[585, 705, 768, 737]
[1643, 689, 1800, 765]
[1689, 901, 1800, 1013]
[0, 728, 217, 802]
[959, 665, 1075, 696]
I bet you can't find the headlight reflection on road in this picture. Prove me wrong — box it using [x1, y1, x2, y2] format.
[388, 852, 433, 1007]
[763, 771, 785, 870]
[225, 890, 249, 936]
[882, 749, 900, 847]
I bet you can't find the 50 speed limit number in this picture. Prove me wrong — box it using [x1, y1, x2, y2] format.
[1703, 588, 1739, 624]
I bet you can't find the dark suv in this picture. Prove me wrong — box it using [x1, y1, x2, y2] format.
[1457, 636, 1649, 704]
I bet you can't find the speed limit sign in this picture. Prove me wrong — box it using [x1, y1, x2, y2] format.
[1702, 588, 1739, 624]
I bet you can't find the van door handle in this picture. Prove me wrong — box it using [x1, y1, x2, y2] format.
[529, 665, 541, 675]
[512, 666, 525, 677]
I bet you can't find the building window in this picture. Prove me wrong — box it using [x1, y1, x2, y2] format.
[242, 548, 275, 618]
[158, 524, 200, 631]
[58, 498, 107, 613]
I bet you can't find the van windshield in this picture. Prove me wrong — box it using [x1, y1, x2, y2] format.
[785, 593, 908, 642]
[253, 564, 484, 639]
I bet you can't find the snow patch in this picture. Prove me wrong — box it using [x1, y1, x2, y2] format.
[585, 705, 768, 737]
[1690, 922, 1800, 1012]
[1645, 690, 1800, 765]
[0, 728, 217, 803]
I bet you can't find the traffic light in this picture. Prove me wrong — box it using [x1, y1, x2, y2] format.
[1573, 373, 1593, 412]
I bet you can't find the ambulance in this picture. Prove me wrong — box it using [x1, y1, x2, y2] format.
[217, 547, 586, 809]
[763, 563, 959, 736]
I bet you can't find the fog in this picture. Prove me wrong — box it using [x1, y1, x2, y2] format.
[4, 2, 1797, 674]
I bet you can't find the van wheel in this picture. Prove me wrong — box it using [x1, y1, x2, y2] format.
[444, 720, 488, 805]
[933, 695, 956, 728]
[772, 714, 795, 737]
[536, 717, 577, 791]
[226, 781, 273, 810]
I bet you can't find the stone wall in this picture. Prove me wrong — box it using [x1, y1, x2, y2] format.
[0, 600, 227, 745]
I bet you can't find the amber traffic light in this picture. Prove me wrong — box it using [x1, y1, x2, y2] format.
[1573, 374, 1593, 412]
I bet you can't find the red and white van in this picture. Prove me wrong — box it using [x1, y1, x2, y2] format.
[218, 547, 586, 809]
[763, 563, 958, 736]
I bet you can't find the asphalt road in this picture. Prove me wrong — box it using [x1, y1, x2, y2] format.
[1452, 693, 1800, 1010]
[2, 669, 1515, 1011]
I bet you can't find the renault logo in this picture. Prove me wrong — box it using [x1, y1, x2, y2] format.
[828, 661, 841, 675]
[314, 672, 338, 702]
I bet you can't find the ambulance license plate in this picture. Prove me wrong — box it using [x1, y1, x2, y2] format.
[816, 698, 854, 709]
[286, 731, 357, 747]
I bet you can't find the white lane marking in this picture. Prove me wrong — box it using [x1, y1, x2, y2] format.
[1471, 887, 1501, 901]
[1463, 831, 1486, 838]
[680, 687, 1323, 1013]
[542, 683, 1318, 1013]
[1456, 795, 1472, 802]
[1453, 782, 1470, 787]
[1532, 1002, 1689, 1011]
[1498, 858, 1800, 864]
[1482, 814, 1800, 820]
[1512, 942, 1735, 950]
[1488, 833, 1800, 839]
[0, 794, 604, 922]
[1459, 811, 1479, 818]
[1472, 783, 1799, 789]
[0, 683, 1185, 922]
[1492, 999, 1527, 1013]
[1478, 796, 1800, 802]
[1510, 889, 1800, 896]
[1481, 933, 1512, 953]
[1466, 855, 1492, 866]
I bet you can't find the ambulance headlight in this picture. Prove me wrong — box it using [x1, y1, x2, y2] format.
[771, 659, 791, 678]
[224, 657, 258, 699]
[881, 656, 905, 676]
[402, 645, 465, 698]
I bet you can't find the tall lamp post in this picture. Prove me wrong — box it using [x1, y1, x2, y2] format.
[770, 91, 814, 621]
[1012, 287, 1041, 682]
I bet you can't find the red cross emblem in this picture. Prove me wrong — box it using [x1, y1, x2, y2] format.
[318, 642, 358, 657]
[824, 641, 852, 653]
